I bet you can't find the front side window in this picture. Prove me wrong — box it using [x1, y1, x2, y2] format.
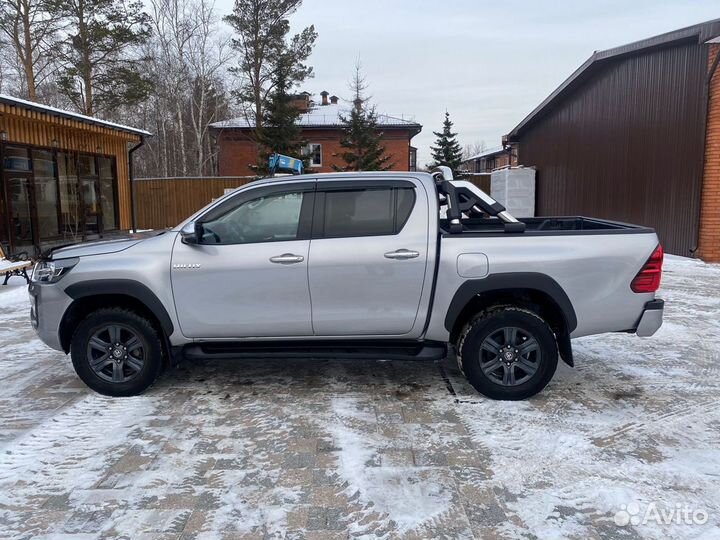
[201, 191, 304, 244]
[319, 187, 416, 238]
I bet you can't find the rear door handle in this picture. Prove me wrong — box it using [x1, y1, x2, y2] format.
[384, 249, 420, 260]
[269, 253, 304, 264]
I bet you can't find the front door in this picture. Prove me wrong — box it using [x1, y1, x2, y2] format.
[308, 181, 429, 336]
[171, 184, 315, 338]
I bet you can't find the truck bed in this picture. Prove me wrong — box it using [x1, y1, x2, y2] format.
[439, 216, 654, 236]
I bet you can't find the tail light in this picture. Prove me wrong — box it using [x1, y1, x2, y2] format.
[631, 244, 664, 293]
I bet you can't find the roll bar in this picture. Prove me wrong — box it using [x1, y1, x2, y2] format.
[432, 167, 525, 234]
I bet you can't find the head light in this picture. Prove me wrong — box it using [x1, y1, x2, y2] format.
[31, 258, 79, 283]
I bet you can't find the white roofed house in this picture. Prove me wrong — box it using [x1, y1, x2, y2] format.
[209, 91, 422, 175]
[460, 147, 516, 174]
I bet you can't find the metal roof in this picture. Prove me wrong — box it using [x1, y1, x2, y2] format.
[462, 147, 506, 162]
[506, 18, 720, 141]
[0, 93, 151, 137]
[210, 103, 421, 131]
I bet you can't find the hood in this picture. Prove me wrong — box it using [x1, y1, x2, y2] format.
[47, 231, 165, 259]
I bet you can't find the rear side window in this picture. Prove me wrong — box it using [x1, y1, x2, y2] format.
[318, 187, 416, 238]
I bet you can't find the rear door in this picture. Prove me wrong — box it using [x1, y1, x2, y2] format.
[308, 179, 429, 336]
[171, 181, 315, 338]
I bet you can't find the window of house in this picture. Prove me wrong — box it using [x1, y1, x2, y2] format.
[201, 191, 305, 244]
[306, 143, 322, 167]
[57, 152, 81, 241]
[78, 154, 100, 234]
[32, 149, 59, 239]
[98, 157, 117, 231]
[3, 146, 31, 171]
[319, 187, 416, 238]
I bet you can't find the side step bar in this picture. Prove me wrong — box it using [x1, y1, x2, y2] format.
[182, 340, 447, 361]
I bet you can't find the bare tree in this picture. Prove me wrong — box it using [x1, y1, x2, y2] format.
[150, 0, 194, 175]
[185, 0, 231, 174]
[0, 0, 57, 101]
[134, 0, 231, 177]
[462, 140, 487, 160]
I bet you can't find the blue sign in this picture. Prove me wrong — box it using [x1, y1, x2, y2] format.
[268, 153, 304, 175]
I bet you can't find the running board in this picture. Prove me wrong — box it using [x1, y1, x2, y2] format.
[182, 340, 447, 361]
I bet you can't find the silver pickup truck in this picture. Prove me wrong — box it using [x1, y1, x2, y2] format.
[28, 168, 664, 400]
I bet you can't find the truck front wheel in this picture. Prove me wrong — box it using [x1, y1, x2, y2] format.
[70, 308, 164, 397]
[456, 306, 558, 400]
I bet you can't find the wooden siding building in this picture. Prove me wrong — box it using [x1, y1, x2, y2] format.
[505, 19, 720, 261]
[133, 176, 255, 230]
[0, 94, 149, 256]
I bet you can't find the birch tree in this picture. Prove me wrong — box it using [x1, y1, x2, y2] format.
[143, 0, 230, 177]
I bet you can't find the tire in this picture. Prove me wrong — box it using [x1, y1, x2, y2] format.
[456, 306, 558, 400]
[70, 308, 164, 397]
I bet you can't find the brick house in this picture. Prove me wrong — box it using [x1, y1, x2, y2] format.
[209, 92, 421, 175]
[503, 19, 720, 261]
[460, 147, 516, 173]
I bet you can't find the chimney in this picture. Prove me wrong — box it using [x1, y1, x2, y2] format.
[330, 95, 338, 105]
[320, 90, 329, 106]
[353, 97, 363, 112]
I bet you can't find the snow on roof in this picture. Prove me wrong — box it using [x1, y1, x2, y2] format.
[210, 103, 421, 130]
[463, 147, 506, 162]
[0, 93, 151, 137]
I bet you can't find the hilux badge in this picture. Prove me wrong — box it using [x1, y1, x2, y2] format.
[173, 263, 201, 269]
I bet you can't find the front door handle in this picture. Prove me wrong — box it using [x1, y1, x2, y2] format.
[384, 249, 420, 260]
[270, 253, 304, 264]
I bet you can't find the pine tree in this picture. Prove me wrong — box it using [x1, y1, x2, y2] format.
[0, 0, 58, 102]
[333, 64, 393, 172]
[49, 0, 153, 116]
[224, 0, 317, 135]
[257, 54, 306, 173]
[430, 111, 464, 174]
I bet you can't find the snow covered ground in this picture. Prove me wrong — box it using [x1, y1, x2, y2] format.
[0, 255, 718, 539]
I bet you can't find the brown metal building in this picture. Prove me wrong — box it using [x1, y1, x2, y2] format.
[505, 19, 720, 261]
[0, 94, 149, 256]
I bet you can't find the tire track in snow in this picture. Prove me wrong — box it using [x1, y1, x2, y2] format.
[0, 393, 158, 511]
[590, 397, 719, 446]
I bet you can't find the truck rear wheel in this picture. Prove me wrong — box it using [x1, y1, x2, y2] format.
[456, 306, 558, 400]
[70, 308, 164, 397]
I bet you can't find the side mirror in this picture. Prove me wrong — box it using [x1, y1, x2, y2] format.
[180, 221, 204, 245]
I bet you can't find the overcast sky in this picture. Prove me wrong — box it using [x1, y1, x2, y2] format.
[214, 0, 719, 166]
